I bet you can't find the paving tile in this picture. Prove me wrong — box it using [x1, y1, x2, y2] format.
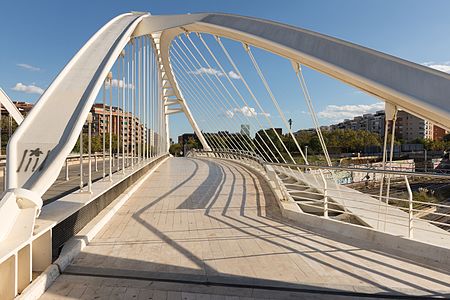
[40, 158, 450, 299]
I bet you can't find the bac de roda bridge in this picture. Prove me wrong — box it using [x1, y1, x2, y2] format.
[1, 12, 450, 299]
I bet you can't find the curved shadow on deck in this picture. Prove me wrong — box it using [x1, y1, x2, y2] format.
[66, 157, 450, 298]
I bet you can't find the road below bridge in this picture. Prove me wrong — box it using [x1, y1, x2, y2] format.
[41, 157, 450, 299]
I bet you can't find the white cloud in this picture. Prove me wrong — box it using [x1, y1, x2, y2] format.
[12, 83, 44, 95]
[188, 67, 241, 80]
[318, 102, 384, 122]
[224, 106, 270, 118]
[239, 106, 257, 117]
[224, 110, 234, 118]
[422, 61, 450, 74]
[228, 70, 241, 80]
[189, 67, 223, 77]
[17, 63, 40, 71]
[105, 78, 133, 89]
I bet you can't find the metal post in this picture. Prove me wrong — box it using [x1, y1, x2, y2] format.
[121, 49, 126, 174]
[138, 36, 142, 162]
[102, 79, 106, 179]
[65, 158, 69, 181]
[117, 52, 122, 172]
[377, 118, 389, 229]
[132, 38, 135, 169]
[125, 44, 130, 169]
[424, 149, 428, 173]
[8, 115, 12, 140]
[79, 131, 84, 192]
[95, 154, 98, 172]
[319, 170, 328, 218]
[384, 106, 398, 231]
[143, 36, 147, 161]
[108, 71, 113, 181]
[305, 146, 308, 162]
[87, 112, 93, 193]
[405, 175, 413, 238]
[2, 166, 6, 191]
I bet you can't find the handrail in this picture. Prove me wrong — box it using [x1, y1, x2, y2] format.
[190, 149, 265, 164]
[270, 162, 450, 180]
[192, 149, 450, 180]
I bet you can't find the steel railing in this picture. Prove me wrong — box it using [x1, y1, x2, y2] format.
[189, 149, 450, 240]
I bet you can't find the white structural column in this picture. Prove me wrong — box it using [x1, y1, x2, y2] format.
[160, 68, 164, 153]
[143, 36, 147, 160]
[87, 112, 92, 193]
[137, 37, 142, 161]
[108, 71, 113, 180]
[149, 40, 154, 157]
[132, 38, 136, 168]
[102, 78, 106, 178]
[116, 54, 121, 171]
[383, 103, 398, 230]
[121, 49, 126, 173]
[147, 35, 152, 158]
[126, 44, 131, 167]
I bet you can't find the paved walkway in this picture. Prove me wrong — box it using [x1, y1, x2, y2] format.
[41, 158, 450, 299]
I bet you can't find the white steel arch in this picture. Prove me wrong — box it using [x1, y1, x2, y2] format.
[0, 88, 24, 125]
[1, 11, 450, 246]
[154, 13, 450, 132]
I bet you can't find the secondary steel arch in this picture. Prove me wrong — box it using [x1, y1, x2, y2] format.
[154, 13, 450, 132]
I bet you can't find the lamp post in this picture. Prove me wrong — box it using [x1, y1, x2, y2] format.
[424, 148, 428, 173]
[305, 145, 308, 162]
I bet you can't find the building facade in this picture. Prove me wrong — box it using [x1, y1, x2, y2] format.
[330, 110, 385, 137]
[86, 104, 149, 149]
[1, 101, 34, 117]
[329, 109, 446, 142]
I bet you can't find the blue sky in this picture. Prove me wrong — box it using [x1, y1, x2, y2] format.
[1, 0, 450, 139]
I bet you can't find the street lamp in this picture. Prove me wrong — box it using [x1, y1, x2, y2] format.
[424, 148, 428, 173]
[305, 145, 308, 162]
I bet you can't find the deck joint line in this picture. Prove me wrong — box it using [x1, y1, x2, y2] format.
[61, 270, 440, 299]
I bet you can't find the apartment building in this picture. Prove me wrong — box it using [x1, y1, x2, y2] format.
[1, 101, 34, 116]
[330, 110, 446, 142]
[86, 104, 149, 148]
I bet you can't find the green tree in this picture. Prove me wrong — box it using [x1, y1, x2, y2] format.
[169, 143, 182, 156]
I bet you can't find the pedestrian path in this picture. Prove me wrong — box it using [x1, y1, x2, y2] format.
[40, 157, 450, 299]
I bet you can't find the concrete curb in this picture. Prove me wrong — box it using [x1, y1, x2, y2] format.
[17, 156, 169, 300]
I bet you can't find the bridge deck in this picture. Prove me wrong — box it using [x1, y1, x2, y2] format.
[41, 157, 450, 299]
